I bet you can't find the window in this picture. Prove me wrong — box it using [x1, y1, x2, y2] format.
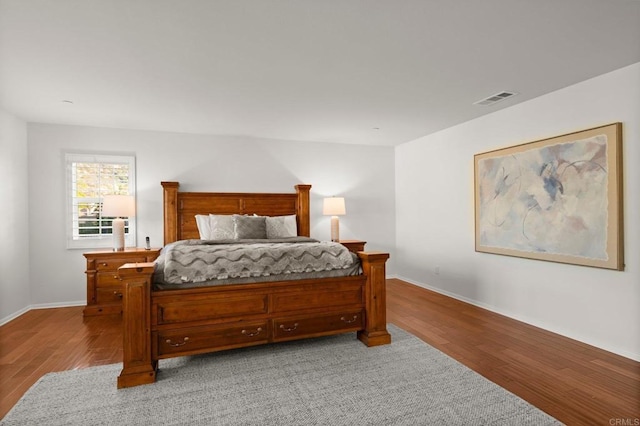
[65, 153, 136, 249]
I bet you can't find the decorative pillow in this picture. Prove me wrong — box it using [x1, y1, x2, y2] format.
[266, 215, 298, 238]
[195, 214, 212, 239]
[209, 214, 235, 240]
[233, 215, 267, 239]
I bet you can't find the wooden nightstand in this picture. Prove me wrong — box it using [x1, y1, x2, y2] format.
[83, 247, 161, 316]
[339, 240, 366, 253]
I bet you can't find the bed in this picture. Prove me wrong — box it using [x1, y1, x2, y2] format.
[117, 181, 390, 388]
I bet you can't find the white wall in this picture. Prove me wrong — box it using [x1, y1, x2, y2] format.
[0, 110, 31, 323]
[395, 62, 640, 360]
[11, 63, 638, 361]
[25, 125, 395, 308]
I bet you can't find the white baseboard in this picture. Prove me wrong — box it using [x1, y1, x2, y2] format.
[393, 275, 640, 362]
[0, 301, 86, 327]
[0, 306, 31, 326]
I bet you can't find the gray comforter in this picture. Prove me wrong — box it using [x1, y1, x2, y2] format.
[160, 238, 356, 284]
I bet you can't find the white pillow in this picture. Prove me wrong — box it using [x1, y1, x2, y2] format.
[209, 214, 236, 240]
[195, 214, 211, 239]
[266, 215, 298, 238]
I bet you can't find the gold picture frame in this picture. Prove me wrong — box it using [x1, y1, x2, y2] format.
[474, 123, 624, 270]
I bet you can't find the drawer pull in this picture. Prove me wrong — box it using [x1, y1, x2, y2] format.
[241, 327, 263, 337]
[279, 323, 299, 332]
[100, 262, 108, 267]
[113, 291, 123, 299]
[341, 315, 358, 324]
[165, 337, 189, 347]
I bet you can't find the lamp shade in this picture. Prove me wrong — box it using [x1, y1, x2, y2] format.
[102, 195, 135, 217]
[323, 197, 346, 216]
[102, 195, 135, 251]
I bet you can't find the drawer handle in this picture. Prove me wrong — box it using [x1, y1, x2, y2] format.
[241, 327, 263, 337]
[100, 262, 108, 267]
[113, 291, 123, 299]
[165, 337, 189, 347]
[279, 323, 299, 332]
[341, 315, 358, 324]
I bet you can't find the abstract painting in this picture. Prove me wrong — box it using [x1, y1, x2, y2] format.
[474, 123, 623, 270]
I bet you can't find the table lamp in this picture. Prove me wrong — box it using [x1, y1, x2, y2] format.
[323, 197, 346, 242]
[102, 195, 135, 251]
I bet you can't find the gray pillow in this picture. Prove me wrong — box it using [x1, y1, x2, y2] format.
[233, 215, 267, 239]
[209, 214, 235, 240]
[266, 215, 298, 238]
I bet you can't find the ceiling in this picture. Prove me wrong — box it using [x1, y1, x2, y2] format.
[1, 0, 639, 146]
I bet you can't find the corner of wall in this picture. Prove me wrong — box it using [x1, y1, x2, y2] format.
[0, 109, 31, 321]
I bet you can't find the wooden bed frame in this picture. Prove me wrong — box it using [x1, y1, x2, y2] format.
[117, 181, 391, 388]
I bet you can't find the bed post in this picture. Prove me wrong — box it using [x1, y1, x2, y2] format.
[117, 263, 157, 388]
[295, 184, 311, 237]
[357, 252, 392, 346]
[162, 181, 179, 245]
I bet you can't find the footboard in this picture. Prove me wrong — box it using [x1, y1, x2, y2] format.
[117, 252, 390, 388]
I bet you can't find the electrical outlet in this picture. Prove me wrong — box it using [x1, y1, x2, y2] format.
[435, 266, 440, 275]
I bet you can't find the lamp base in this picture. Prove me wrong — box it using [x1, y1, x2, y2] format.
[112, 218, 125, 251]
[330, 216, 340, 242]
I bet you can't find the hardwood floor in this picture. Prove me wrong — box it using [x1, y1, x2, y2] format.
[1, 279, 638, 424]
[386, 279, 640, 425]
[0, 307, 123, 418]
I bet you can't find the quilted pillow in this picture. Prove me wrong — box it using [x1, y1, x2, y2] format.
[266, 215, 298, 238]
[195, 214, 212, 239]
[233, 215, 267, 239]
[209, 214, 235, 240]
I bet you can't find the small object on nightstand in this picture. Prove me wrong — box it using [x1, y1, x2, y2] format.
[83, 247, 161, 316]
[339, 240, 366, 253]
[145, 236, 151, 250]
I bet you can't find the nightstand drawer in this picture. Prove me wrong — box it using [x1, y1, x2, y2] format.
[84, 248, 161, 317]
[96, 257, 148, 271]
[96, 287, 124, 305]
[97, 271, 122, 287]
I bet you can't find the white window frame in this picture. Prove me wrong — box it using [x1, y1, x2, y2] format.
[65, 152, 137, 249]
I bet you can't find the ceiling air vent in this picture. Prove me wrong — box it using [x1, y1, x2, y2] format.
[473, 91, 518, 106]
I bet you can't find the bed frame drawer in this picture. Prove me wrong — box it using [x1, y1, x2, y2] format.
[156, 321, 269, 357]
[272, 310, 364, 342]
[155, 294, 269, 325]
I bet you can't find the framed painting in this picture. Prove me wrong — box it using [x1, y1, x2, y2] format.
[474, 123, 623, 270]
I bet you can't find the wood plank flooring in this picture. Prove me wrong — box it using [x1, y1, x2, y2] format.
[0, 307, 123, 418]
[386, 279, 639, 425]
[1, 279, 638, 424]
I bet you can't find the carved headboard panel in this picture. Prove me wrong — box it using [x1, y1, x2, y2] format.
[161, 182, 311, 244]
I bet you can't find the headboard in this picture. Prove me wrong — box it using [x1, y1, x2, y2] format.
[161, 181, 312, 245]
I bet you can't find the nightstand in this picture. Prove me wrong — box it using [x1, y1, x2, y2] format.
[83, 247, 161, 316]
[339, 240, 366, 253]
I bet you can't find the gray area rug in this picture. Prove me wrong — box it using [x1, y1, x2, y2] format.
[1, 325, 560, 425]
